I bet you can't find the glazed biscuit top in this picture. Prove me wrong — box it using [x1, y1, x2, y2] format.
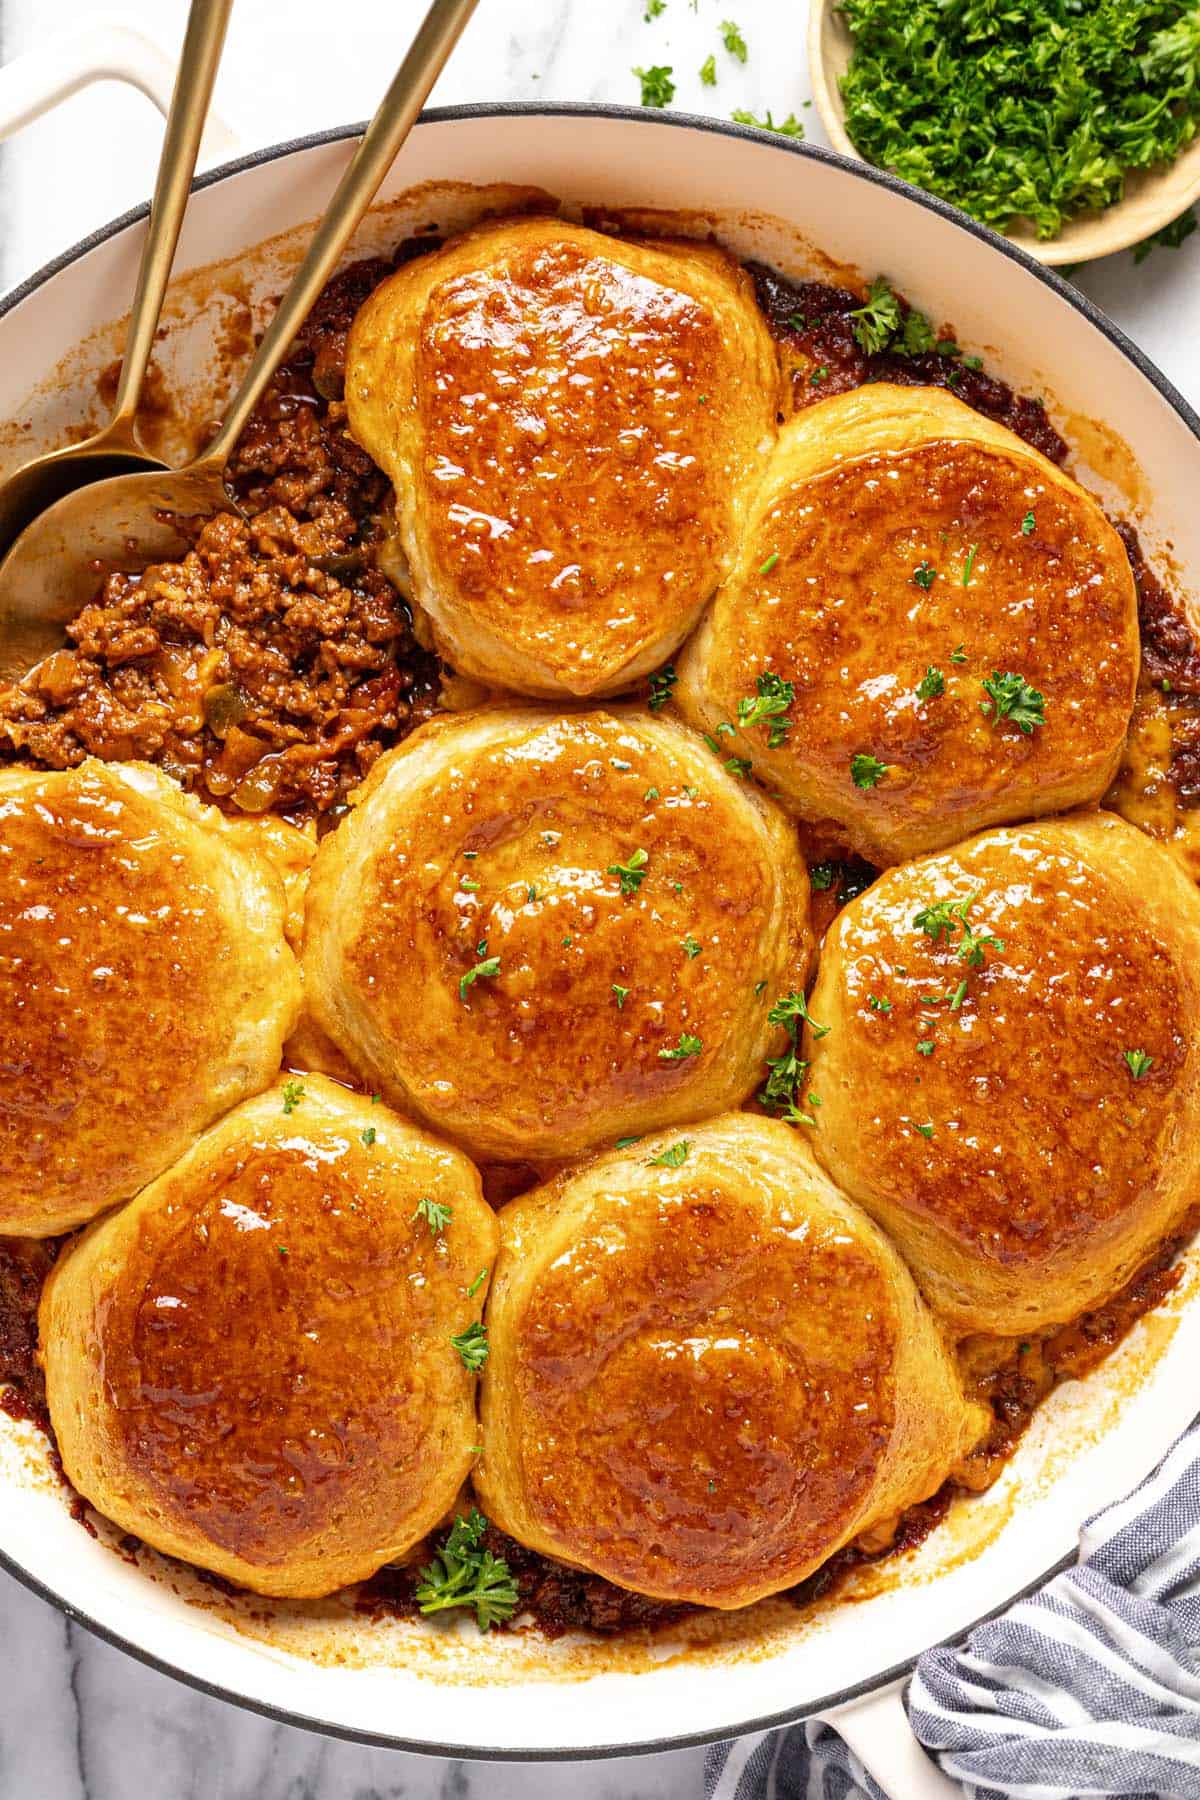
[302, 708, 812, 1162]
[0, 760, 298, 1233]
[345, 216, 779, 694]
[77, 1080, 495, 1566]
[677, 386, 1139, 863]
[805, 817, 1198, 1273]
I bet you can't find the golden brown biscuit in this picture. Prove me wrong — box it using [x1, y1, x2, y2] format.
[675, 386, 1139, 864]
[0, 760, 300, 1237]
[805, 811, 1200, 1336]
[40, 1075, 497, 1598]
[302, 707, 812, 1165]
[475, 1114, 986, 1608]
[345, 216, 779, 697]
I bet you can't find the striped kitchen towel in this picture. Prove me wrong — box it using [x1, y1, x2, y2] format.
[705, 1421, 1200, 1799]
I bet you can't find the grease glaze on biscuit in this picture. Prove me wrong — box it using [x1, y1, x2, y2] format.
[40, 1076, 497, 1598]
[476, 1114, 987, 1608]
[345, 217, 779, 697]
[805, 812, 1200, 1335]
[0, 760, 300, 1236]
[302, 708, 813, 1164]
[676, 386, 1139, 863]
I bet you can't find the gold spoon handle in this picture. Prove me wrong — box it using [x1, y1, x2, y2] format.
[109, 0, 234, 440]
[203, 0, 479, 470]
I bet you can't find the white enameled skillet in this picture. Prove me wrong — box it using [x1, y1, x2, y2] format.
[1, 59, 1199, 1800]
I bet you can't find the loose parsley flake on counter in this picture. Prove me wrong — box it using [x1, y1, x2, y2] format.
[415, 1510, 518, 1631]
[660, 1032, 703, 1061]
[916, 666, 945, 700]
[644, 0, 666, 16]
[634, 64, 675, 107]
[1133, 208, 1197, 263]
[700, 53, 717, 85]
[413, 1197, 452, 1235]
[1124, 1048, 1154, 1079]
[913, 560, 936, 590]
[649, 1139, 692, 1168]
[738, 671, 795, 746]
[459, 954, 501, 1002]
[851, 752, 889, 789]
[720, 18, 748, 60]
[609, 847, 649, 894]
[281, 1079, 305, 1115]
[648, 664, 677, 711]
[980, 671, 1046, 734]
[731, 109, 804, 138]
[452, 1321, 490, 1372]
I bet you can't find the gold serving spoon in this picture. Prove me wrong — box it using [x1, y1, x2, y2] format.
[0, 0, 479, 683]
[0, 0, 233, 679]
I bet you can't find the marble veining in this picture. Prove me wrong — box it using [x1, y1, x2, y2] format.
[0, 0, 1197, 1794]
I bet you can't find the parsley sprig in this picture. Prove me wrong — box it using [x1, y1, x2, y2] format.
[415, 1511, 518, 1632]
[737, 671, 795, 746]
[759, 991, 829, 1127]
[913, 894, 1004, 968]
[980, 671, 1046, 734]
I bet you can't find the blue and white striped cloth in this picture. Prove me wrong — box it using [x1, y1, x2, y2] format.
[706, 1422, 1200, 1799]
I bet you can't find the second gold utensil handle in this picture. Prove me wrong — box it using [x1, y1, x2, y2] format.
[205, 0, 479, 466]
[111, 0, 234, 435]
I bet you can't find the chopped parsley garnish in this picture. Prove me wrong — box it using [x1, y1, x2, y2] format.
[451, 1321, 490, 1372]
[682, 935, 702, 959]
[916, 1039, 935, 1056]
[738, 671, 795, 746]
[809, 861, 837, 890]
[868, 994, 892, 1013]
[467, 1267, 488, 1298]
[916, 666, 945, 701]
[644, 786, 660, 802]
[361, 1126, 377, 1147]
[913, 1120, 935, 1140]
[644, 0, 666, 15]
[837, 1, 1200, 241]
[1021, 510, 1036, 535]
[413, 1197, 452, 1235]
[759, 551, 779, 574]
[527, 884, 538, 903]
[609, 847, 649, 894]
[809, 366, 830, 385]
[659, 1032, 703, 1061]
[949, 978, 969, 1010]
[725, 755, 753, 777]
[649, 1139, 692, 1168]
[732, 108, 804, 137]
[700, 52, 717, 85]
[913, 560, 936, 589]
[720, 18, 748, 60]
[849, 275, 950, 357]
[459, 954, 501, 1002]
[648, 664, 677, 711]
[851, 753, 889, 789]
[612, 983, 630, 1008]
[759, 990, 827, 1126]
[634, 64, 675, 107]
[616, 1135, 643, 1149]
[281, 1079, 305, 1115]
[962, 543, 979, 587]
[913, 893, 1004, 968]
[1124, 1048, 1154, 1079]
[980, 670, 1046, 734]
[950, 644, 967, 664]
[415, 1511, 518, 1632]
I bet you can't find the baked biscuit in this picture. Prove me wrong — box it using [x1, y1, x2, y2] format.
[805, 811, 1200, 1335]
[345, 216, 779, 697]
[675, 385, 1139, 864]
[302, 708, 813, 1164]
[475, 1113, 987, 1608]
[0, 760, 300, 1236]
[41, 1075, 497, 1598]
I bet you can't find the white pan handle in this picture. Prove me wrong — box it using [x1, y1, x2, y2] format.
[818, 1676, 961, 1800]
[0, 16, 240, 157]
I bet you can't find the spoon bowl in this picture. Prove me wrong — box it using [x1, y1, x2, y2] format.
[809, 0, 1200, 268]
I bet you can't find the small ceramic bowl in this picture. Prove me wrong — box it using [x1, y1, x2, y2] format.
[809, 0, 1200, 267]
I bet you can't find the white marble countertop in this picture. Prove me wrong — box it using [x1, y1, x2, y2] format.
[0, 4, 1197, 1796]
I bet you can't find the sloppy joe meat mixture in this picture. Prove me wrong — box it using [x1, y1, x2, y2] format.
[1, 232, 1198, 1638]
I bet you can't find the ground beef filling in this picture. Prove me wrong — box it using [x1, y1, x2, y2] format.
[0, 260, 439, 821]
